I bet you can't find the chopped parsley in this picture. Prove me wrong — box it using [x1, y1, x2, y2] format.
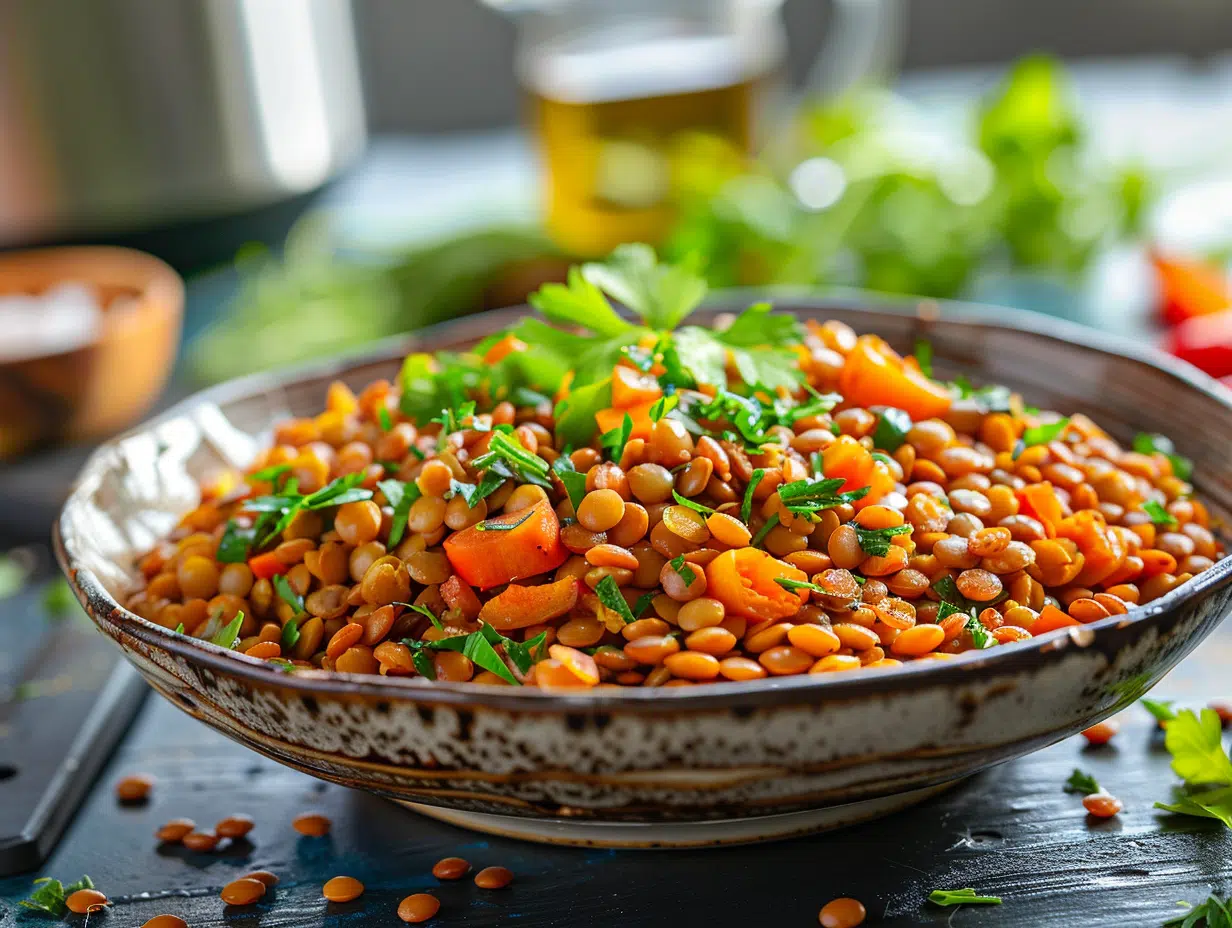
[854, 523, 912, 557]
[471, 430, 551, 486]
[551, 456, 589, 512]
[216, 518, 259, 564]
[750, 514, 779, 548]
[741, 468, 766, 524]
[914, 338, 933, 377]
[19, 875, 95, 915]
[777, 477, 870, 515]
[378, 478, 420, 549]
[245, 472, 373, 545]
[1153, 708, 1232, 829]
[1133, 432, 1193, 482]
[594, 574, 636, 624]
[774, 578, 826, 595]
[211, 611, 245, 650]
[600, 412, 634, 462]
[377, 406, 393, 432]
[1063, 768, 1101, 795]
[474, 508, 535, 532]
[927, 888, 1002, 907]
[1143, 499, 1179, 528]
[672, 490, 715, 516]
[1142, 698, 1178, 723]
[1020, 417, 1070, 448]
[872, 407, 912, 452]
[1165, 894, 1232, 927]
[668, 554, 697, 587]
[632, 591, 657, 619]
[649, 394, 678, 422]
[273, 574, 304, 614]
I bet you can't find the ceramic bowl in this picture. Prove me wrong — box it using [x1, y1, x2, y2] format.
[0, 246, 183, 460]
[55, 297, 1232, 848]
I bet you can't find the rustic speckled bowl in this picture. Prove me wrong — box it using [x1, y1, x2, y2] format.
[56, 297, 1232, 848]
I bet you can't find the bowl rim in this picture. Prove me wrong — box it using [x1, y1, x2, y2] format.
[56, 290, 1232, 713]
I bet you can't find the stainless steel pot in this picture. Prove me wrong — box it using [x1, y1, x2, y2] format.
[0, 0, 367, 245]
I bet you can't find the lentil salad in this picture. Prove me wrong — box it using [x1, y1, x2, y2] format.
[124, 246, 1226, 689]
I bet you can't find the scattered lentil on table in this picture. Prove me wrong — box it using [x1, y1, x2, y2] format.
[398, 892, 442, 923]
[292, 812, 332, 836]
[142, 916, 189, 928]
[155, 818, 195, 843]
[65, 888, 109, 914]
[474, 866, 514, 890]
[214, 813, 254, 838]
[819, 896, 867, 927]
[122, 250, 1226, 690]
[220, 878, 266, 906]
[432, 857, 471, 880]
[1082, 720, 1121, 745]
[322, 876, 365, 903]
[115, 773, 154, 801]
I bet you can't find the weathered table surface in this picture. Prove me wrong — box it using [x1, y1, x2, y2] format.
[1, 617, 1229, 928]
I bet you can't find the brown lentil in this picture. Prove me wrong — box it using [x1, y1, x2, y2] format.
[398, 893, 442, 923]
[474, 866, 514, 890]
[221, 878, 267, 906]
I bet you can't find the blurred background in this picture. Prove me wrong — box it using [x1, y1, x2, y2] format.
[2, 0, 1232, 544]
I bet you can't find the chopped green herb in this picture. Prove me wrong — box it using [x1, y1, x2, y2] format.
[872, 407, 912, 452]
[173, 622, 185, 634]
[273, 574, 305, 615]
[475, 508, 536, 532]
[1021, 417, 1070, 447]
[969, 383, 1014, 413]
[914, 338, 933, 377]
[774, 578, 826, 595]
[600, 412, 634, 462]
[396, 601, 444, 630]
[750, 513, 780, 548]
[777, 476, 870, 514]
[281, 617, 301, 649]
[19, 875, 95, 915]
[741, 468, 766, 524]
[378, 406, 393, 432]
[672, 490, 716, 516]
[1133, 432, 1193, 482]
[411, 648, 436, 679]
[1063, 768, 1101, 795]
[552, 463, 589, 513]
[43, 578, 77, 617]
[649, 394, 679, 422]
[211, 611, 245, 650]
[927, 888, 1002, 907]
[854, 524, 912, 557]
[632, 591, 657, 619]
[595, 574, 635, 624]
[461, 629, 520, 685]
[245, 472, 373, 545]
[1143, 499, 1179, 528]
[554, 378, 615, 449]
[1164, 893, 1232, 927]
[580, 243, 708, 331]
[1160, 708, 1232, 787]
[378, 478, 421, 549]
[249, 463, 291, 484]
[216, 519, 257, 563]
[964, 610, 993, 649]
[472, 430, 551, 484]
[668, 554, 697, 587]
[1142, 698, 1178, 723]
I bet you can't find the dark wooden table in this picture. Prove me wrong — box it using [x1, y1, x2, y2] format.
[1, 617, 1229, 927]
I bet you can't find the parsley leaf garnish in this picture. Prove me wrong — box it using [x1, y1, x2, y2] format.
[19, 875, 95, 915]
[378, 478, 421, 549]
[474, 508, 536, 532]
[854, 524, 912, 557]
[1143, 698, 1178, 723]
[211, 610, 245, 650]
[777, 477, 870, 514]
[927, 888, 1002, 907]
[273, 574, 304, 615]
[580, 243, 707, 331]
[750, 513, 780, 548]
[1153, 707, 1232, 830]
[668, 554, 697, 587]
[774, 578, 826, 595]
[281, 618, 301, 650]
[649, 394, 678, 422]
[1143, 499, 1179, 528]
[1133, 432, 1193, 482]
[551, 456, 589, 512]
[472, 430, 551, 484]
[741, 468, 765, 524]
[245, 472, 373, 545]
[914, 338, 933, 377]
[594, 575, 635, 625]
[600, 412, 633, 463]
[217, 518, 258, 564]
[872, 407, 912, 452]
[672, 490, 715, 516]
[1064, 768, 1101, 795]
[1164, 893, 1232, 927]
[377, 406, 393, 432]
[1021, 417, 1070, 447]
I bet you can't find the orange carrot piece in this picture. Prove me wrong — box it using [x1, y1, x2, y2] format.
[595, 401, 656, 441]
[483, 334, 528, 365]
[1151, 250, 1232, 327]
[443, 500, 568, 589]
[478, 576, 579, 631]
[1034, 604, 1080, 634]
[248, 552, 288, 580]
[705, 548, 809, 621]
[611, 365, 663, 409]
[838, 335, 952, 420]
[820, 435, 892, 508]
[1019, 482, 1064, 538]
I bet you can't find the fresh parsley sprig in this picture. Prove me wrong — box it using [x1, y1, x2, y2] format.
[244, 472, 373, 545]
[19, 875, 96, 915]
[777, 477, 871, 515]
[854, 524, 912, 557]
[1134, 432, 1193, 482]
[1165, 894, 1232, 927]
[1064, 768, 1101, 795]
[1153, 708, 1232, 829]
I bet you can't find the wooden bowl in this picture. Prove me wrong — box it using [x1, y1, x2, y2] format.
[0, 246, 183, 459]
[54, 297, 1232, 848]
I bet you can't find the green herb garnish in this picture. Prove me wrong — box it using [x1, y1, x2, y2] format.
[672, 490, 715, 516]
[19, 875, 95, 915]
[1143, 499, 1179, 528]
[475, 508, 536, 532]
[378, 478, 420, 549]
[245, 472, 373, 545]
[777, 477, 870, 514]
[173, 622, 185, 634]
[750, 513, 780, 548]
[551, 456, 589, 512]
[249, 463, 291, 484]
[216, 519, 258, 564]
[1020, 417, 1070, 447]
[378, 406, 393, 432]
[872, 407, 912, 452]
[1133, 432, 1193, 482]
[1164, 893, 1232, 927]
[211, 611, 245, 650]
[632, 591, 657, 619]
[914, 338, 933, 377]
[854, 524, 912, 557]
[1153, 708, 1232, 829]
[927, 888, 1002, 907]
[1143, 698, 1178, 723]
[649, 394, 678, 422]
[668, 554, 697, 587]
[595, 574, 635, 624]
[281, 618, 301, 650]
[600, 412, 634, 463]
[273, 574, 304, 615]
[1063, 768, 1101, 795]
[741, 468, 766, 524]
[774, 578, 826, 595]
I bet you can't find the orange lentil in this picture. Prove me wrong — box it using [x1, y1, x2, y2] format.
[292, 812, 332, 837]
[155, 818, 196, 843]
[221, 878, 267, 906]
[474, 866, 513, 890]
[399, 893, 442, 923]
[323, 876, 365, 903]
[1081, 720, 1120, 745]
[242, 870, 280, 887]
[143, 917, 190, 928]
[181, 831, 219, 852]
[432, 857, 471, 880]
[1083, 792, 1123, 818]
[116, 773, 155, 801]
[718, 656, 768, 681]
[819, 897, 867, 928]
[215, 814, 255, 839]
[66, 889, 109, 914]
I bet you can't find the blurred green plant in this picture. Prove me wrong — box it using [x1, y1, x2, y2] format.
[191, 55, 1150, 383]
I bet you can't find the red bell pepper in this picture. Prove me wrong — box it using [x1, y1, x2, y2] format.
[1151, 251, 1231, 327]
[1166, 309, 1232, 380]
